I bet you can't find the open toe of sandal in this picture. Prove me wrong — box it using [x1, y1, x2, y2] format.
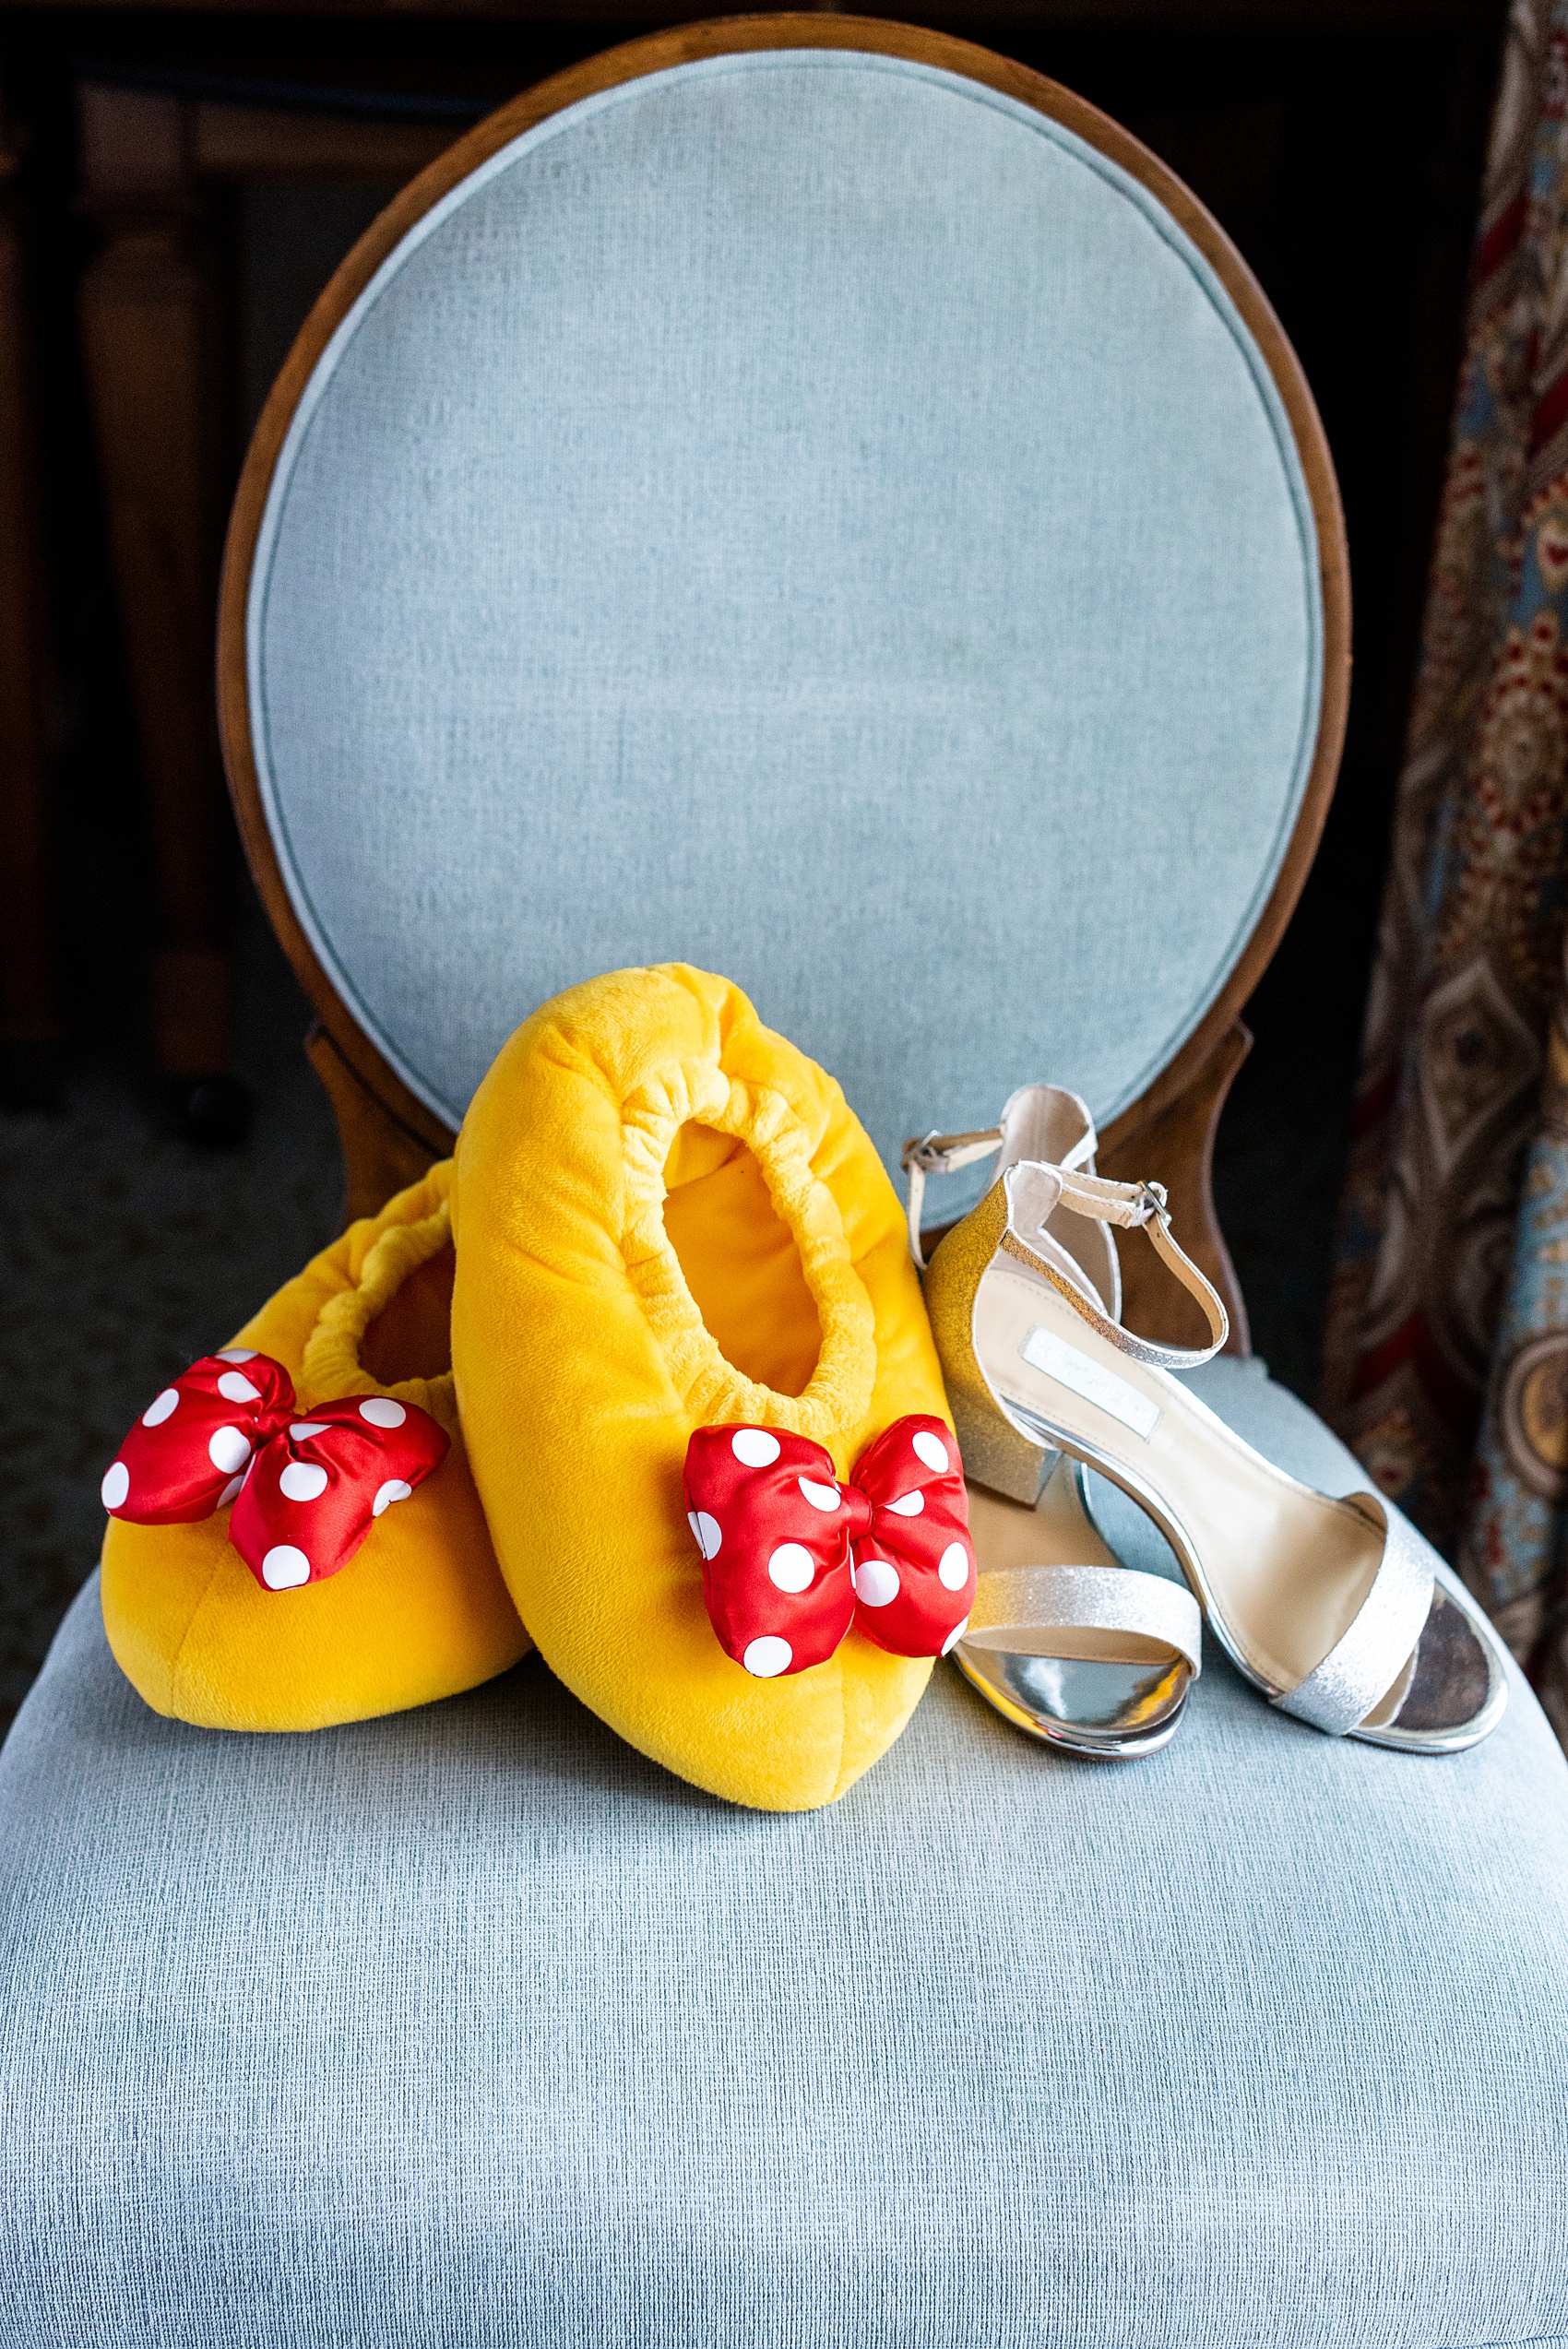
[1080, 1465, 1508, 1754]
[1341, 1569, 1508, 1752]
[955, 1457, 1201, 1758]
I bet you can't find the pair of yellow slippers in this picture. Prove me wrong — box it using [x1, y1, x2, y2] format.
[100, 966, 965, 1812]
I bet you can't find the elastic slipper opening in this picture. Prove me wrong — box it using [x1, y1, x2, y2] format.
[662, 1122, 822, 1397]
[359, 1239, 455, 1385]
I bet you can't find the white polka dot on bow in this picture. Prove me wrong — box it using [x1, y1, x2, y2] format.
[261, 1545, 311, 1590]
[742, 1635, 792, 1678]
[688, 1510, 722, 1561]
[852, 1560, 900, 1608]
[767, 1542, 815, 1593]
[939, 1542, 969, 1591]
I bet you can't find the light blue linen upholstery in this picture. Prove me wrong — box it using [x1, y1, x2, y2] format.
[4, 1362, 1566, 2349]
[9, 45, 1555, 2347]
[249, 49, 1321, 1176]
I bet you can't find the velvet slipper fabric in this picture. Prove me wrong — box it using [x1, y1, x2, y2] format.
[450, 965, 953, 1810]
[101, 1162, 529, 1730]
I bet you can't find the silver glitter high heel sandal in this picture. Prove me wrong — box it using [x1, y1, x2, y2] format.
[916, 1117, 1508, 1754]
[906, 1086, 1201, 1759]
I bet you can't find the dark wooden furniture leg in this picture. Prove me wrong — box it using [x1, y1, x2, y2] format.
[77, 84, 242, 1120]
[0, 126, 60, 1101]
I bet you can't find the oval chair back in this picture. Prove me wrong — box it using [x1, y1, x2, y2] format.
[220, 16, 1348, 1344]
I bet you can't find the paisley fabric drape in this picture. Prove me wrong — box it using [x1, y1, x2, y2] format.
[1323, 0, 1568, 1742]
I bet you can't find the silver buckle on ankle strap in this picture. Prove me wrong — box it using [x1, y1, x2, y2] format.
[901, 1131, 950, 1176]
[1134, 1180, 1170, 1223]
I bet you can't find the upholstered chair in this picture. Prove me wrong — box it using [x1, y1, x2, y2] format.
[4, 22, 1565, 2342]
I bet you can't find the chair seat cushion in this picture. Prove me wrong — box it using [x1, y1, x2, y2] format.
[3, 1362, 1565, 2348]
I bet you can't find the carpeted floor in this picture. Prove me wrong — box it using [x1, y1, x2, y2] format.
[0, 894, 1350, 1734]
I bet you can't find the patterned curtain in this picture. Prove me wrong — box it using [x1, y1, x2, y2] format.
[1323, 0, 1568, 1742]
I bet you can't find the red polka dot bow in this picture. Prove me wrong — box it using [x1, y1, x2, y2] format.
[683, 1415, 974, 1679]
[101, 1348, 448, 1592]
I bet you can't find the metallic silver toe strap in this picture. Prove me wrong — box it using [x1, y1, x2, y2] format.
[964, 1563, 1202, 1676]
[1273, 1498, 1435, 1736]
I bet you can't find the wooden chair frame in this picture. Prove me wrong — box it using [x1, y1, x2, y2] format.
[217, 12, 1350, 1348]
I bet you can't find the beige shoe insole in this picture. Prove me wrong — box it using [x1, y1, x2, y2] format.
[975, 1264, 1387, 1694]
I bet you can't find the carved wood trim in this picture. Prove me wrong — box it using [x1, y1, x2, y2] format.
[305, 1023, 454, 1225]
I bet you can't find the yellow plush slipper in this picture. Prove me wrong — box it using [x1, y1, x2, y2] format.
[449, 965, 960, 1811]
[101, 1161, 529, 1731]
